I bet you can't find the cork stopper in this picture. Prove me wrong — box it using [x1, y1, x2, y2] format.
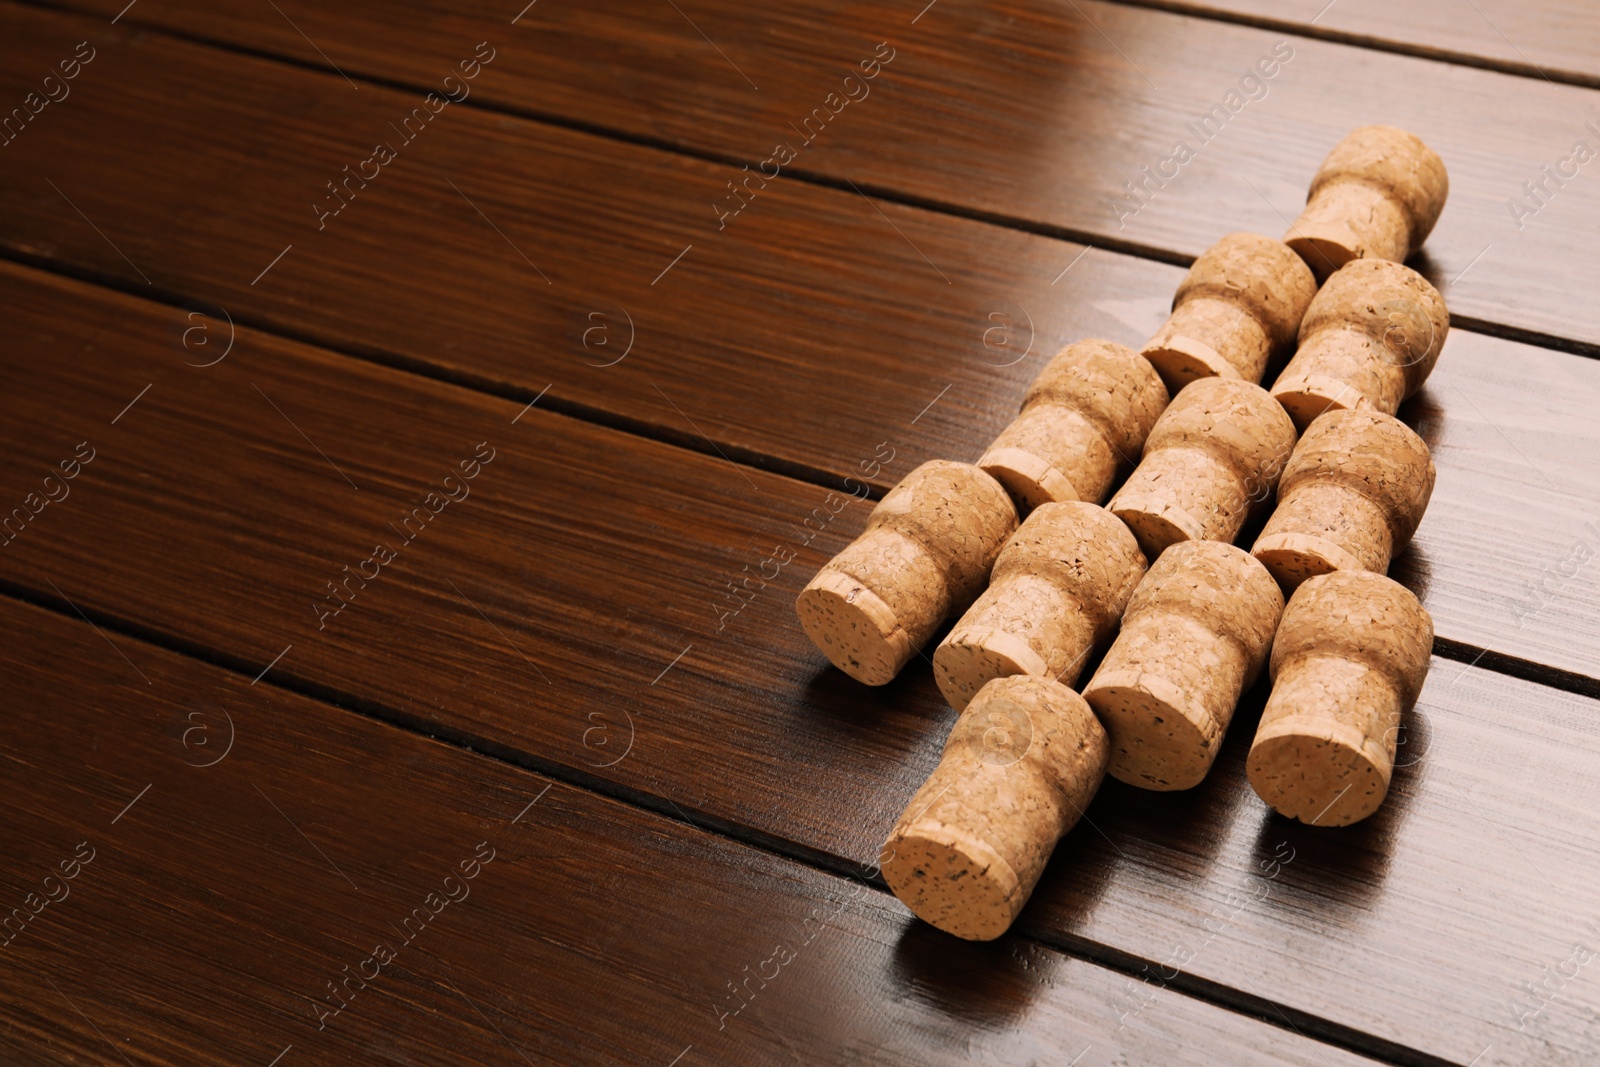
[1251, 409, 1435, 592]
[882, 675, 1109, 940]
[1247, 570, 1433, 826]
[1271, 259, 1450, 431]
[1083, 541, 1284, 791]
[978, 339, 1169, 513]
[1141, 233, 1318, 391]
[1107, 378, 1298, 560]
[933, 502, 1145, 711]
[797, 461, 1017, 685]
[1286, 125, 1449, 281]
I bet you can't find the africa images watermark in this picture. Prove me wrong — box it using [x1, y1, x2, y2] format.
[314, 441, 496, 630]
[712, 442, 895, 634]
[312, 41, 498, 230]
[0, 39, 96, 149]
[1506, 120, 1600, 231]
[1, 440, 96, 548]
[713, 42, 897, 230]
[307, 840, 497, 1031]
[1109, 40, 1295, 230]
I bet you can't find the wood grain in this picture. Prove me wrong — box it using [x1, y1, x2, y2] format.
[1, 11, 1598, 685]
[1115, 0, 1600, 87]
[1, 597, 1393, 1067]
[27, 0, 1600, 352]
[3, 263, 1600, 1064]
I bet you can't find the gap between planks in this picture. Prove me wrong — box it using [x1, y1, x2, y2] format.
[0, 574, 1452, 1067]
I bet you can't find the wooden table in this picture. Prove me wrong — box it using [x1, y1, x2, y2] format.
[2, 2, 1597, 1064]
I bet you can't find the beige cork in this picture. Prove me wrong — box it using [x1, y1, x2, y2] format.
[1271, 259, 1450, 431]
[1082, 541, 1284, 791]
[1141, 232, 1318, 392]
[1251, 409, 1434, 592]
[978, 339, 1169, 513]
[1286, 125, 1449, 281]
[933, 502, 1145, 711]
[797, 461, 1017, 685]
[1107, 378, 1298, 560]
[1247, 570, 1432, 826]
[881, 675, 1109, 940]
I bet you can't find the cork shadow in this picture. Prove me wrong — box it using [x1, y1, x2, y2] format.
[1228, 676, 1414, 912]
[887, 919, 1059, 1028]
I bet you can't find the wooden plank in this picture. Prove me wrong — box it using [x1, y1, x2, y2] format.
[1119, 0, 1600, 88]
[0, 8, 1597, 682]
[28, 0, 1600, 352]
[0, 597, 1388, 1066]
[2, 262, 1600, 1064]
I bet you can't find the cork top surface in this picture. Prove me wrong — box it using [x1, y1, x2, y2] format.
[872, 460, 1019, 595]
[994, 501, 1148, 632]
[1300, 259, 1450, 395]
[1126, 539, 1284, 655]
[1278, 409, 1437, 545]
[1270, 570, 1434, 704]
[1173, 232, 1318, 347]
[1307, 125, 1450, 249]
[1025, 338, 1171, 455]
[1144, 377, 1299, 476]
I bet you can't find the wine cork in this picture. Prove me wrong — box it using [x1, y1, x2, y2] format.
[1271, 259, 1449, 431]
[1247, 570, 1432, 826]
[978, 339, 1169, 513]
[933, 502, 1144, 711]
[1107, 378, 1298, 560]
[1251, 409, 1434, 592]
[881, 675, 1109, 940]
[1083, 541, 1284, 791]
[1286, 125, 1449, 281]
[797, 461, 1017, 685]
[1141, 232, 1317, 391]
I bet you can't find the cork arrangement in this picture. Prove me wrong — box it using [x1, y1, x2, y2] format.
[795, 125, 1449, 941]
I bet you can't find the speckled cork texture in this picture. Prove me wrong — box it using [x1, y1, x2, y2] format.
[1286, 125, 1449, 281]
[881, 675, 1109, 940]
[978, 339, 1169, 513]
[1141, 232, 1317, 392]
[1247, 570, 1432, 826]
[1271, 259, 1450, 431]
[933, 502, 1145, 711]
[1108, 378, 1298, 560]
[797, 461, 1017, 685]
[1252, 409, 1435, 592]
[1083, 541, 1284, 791]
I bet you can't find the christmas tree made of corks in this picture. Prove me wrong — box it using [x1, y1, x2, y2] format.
[796, 126, 1449, 941]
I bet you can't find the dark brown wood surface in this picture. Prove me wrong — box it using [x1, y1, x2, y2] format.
[3, 262, 1600, 1065]
[1, 10, 1598, 687]
[3, 596, 1397, 1067]
[3, 1, 1600, 1064]
[1118, 0, 1600, 86]
[29, 0, 1600, 352]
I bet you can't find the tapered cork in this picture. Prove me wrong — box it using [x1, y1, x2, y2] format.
[1083, 541, 1284, 791]
[1247, 571, 1432, 826]
[1141, 233, 1318, 391]
[1108, 378, 1298, 560]
[1271, 259, 1450, 431]
[1252, 409, 1434, 592]
[978, 339, 1170, 513]
[797, 461, 1017, 685]
[933, 502, 1145, 711]
[882, 675, 1109, 940]
[1286, 125, 1449, 281]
